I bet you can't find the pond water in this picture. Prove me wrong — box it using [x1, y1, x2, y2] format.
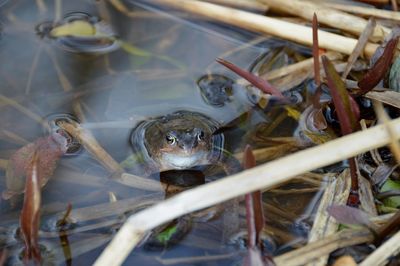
[0, 1, 324, 265]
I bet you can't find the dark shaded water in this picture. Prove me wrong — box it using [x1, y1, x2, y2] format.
[0, 1, 323, 265]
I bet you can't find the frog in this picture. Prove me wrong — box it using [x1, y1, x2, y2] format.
[129, 110, 241, 177]
[129, 110, 242, 248]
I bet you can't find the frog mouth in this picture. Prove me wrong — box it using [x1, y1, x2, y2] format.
[161, 152, 206, 169]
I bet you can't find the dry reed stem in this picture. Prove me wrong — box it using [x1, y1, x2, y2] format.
[366, 90, 400, 109]
[275, 230, 373, 266]
[95, 117, 400, 266]
[359, 230, 400, 266]
[373, 100, 400, 163]
[258, 0, 389, 41]
[325, 2, 400, 21]
[342, 18, 376, 79]
[306, 171, 350, 266]
[151, 0, 379, 58]
[58, 121, 123, 174]
[202, 0, 268, 12]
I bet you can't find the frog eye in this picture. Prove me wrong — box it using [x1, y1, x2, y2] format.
[165, 134, 176, 145]
[197, 130, 205, 141]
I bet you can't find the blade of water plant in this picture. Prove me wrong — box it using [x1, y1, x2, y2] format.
[243, 146, 265, 249]
[20, 152, 42, 264]
[322, 56, 359, 134]
[322, 56, 361, 202]
[358, 36, 399, 94]
[216, 58, 284, 98]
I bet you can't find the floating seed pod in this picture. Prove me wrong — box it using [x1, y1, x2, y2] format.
[36, 12, 119, 54]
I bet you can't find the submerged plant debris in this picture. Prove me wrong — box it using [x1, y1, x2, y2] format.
[1, 0, 400, 266]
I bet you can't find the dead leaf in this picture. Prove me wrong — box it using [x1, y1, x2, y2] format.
[20, 152, 42, 264]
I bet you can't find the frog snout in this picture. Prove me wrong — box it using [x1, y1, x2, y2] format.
[178, 135, 198, 152]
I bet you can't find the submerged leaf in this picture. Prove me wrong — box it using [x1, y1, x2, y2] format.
[327, 205, 372, 227]
[20, 152, 42, 264]
[380, 179, 400, 208]
[2, 133, 67, 200]
[358, 36, 399, 94]
[217, 58, 284, 98]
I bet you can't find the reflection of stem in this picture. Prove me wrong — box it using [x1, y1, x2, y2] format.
[54, 0, 62, 21]
[25, 45, 43, 94]
[45, 48, 86, 121]
[0, 94, 43, 125]
[35, 0, 47, 13]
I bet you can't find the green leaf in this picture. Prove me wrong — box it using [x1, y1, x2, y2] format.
[322, 56, 358, 134]
[155, 224, 178, 244]
[381, 179, 400, 208]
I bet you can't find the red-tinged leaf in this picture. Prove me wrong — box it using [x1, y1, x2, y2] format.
[358, 36, 399, 94]
[216, 58, 284, 98]
[243, 145, 256, 170]
[20, 152, 42, 264]
[2, 132, 67, 200]
[252, 191, 264, 246]
[327, 205, 372, 227]
[312, 13, 320, 87]
[243, 146, 265, 248]
[322, 56, 359, 135]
